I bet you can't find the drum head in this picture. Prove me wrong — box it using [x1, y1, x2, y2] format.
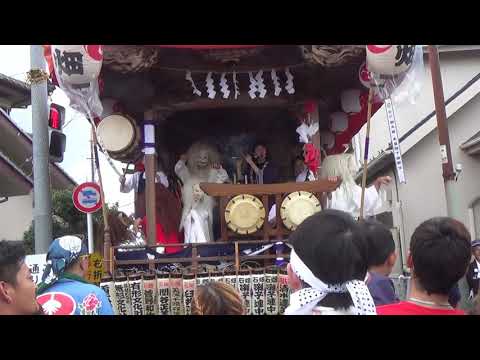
[281, 191, 320, 231]
[97, 114, 135, 153]
[225, 194, 265, 235]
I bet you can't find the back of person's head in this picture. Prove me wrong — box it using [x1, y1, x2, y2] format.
[410, 217, 471, 296]
[289, 209, 368, 309]
[0, 240, 40, 315]
[192, 282, 245, 315]
[362, 219, 396, 271]
[0, 240, 26, 286]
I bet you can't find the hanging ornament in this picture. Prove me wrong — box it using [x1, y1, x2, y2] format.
[329, 112, 349, 133]
[206, 72, 216, 99]
[186, 71, 202, 96]
[219, 73, 230, 99]
[271, 69, 282, 96]
[320, 131, 335, 150]
[285, 68, 295, 94]
[248, 72, 258, 99]
[233, 71, 240, 100]
[255, 70, 267, 98]
[340, 89, 362, 113]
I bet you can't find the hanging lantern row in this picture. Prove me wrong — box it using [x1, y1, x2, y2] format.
[322, 90, 384, 155]
[185, 68, 296, 100]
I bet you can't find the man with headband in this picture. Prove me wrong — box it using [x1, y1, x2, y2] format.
[36, 236, 114, 315]
[285, 209, 376, 315]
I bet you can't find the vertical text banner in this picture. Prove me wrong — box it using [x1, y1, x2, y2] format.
[385, 98, 406, 184]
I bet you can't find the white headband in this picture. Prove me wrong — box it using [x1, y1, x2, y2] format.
[285, 249, 376, 315]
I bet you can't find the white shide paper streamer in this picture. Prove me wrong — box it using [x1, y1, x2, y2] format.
[206, 72, 216, 99]
[186, 71, 202, 96]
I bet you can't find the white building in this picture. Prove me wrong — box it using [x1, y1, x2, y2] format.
[0, 74, 76, 241]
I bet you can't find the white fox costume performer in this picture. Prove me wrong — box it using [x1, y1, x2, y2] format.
[175, 142, 230, 243]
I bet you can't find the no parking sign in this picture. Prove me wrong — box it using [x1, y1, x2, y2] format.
[73, 182, 102, 214]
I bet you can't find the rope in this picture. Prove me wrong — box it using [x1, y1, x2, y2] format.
[26, 69, 50, 85]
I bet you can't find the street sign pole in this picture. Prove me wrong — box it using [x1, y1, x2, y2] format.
[30, 45, 52, 253]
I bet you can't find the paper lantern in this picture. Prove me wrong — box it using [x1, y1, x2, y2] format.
[51, 45, 103, 87]
[330, 112, 349, 133]
[340, 89, 362, 113]
[321, 131, 335, 150]
[366, 45, 416, 76]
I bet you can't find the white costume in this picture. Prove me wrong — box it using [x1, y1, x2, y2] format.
[175, 143, 230, 243]
[120, 171, 169, 193]
[320, 154, 383, 218]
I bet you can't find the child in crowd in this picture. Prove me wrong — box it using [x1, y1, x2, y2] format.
[362, 219, 399, 306]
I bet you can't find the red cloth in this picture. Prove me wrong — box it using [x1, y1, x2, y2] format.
[304, 143, 320, 173]
[376, 301, 465, 315]
[134, 162, 145, 172]
[141, 217, 183, 254]
[303, 101, 317, 114]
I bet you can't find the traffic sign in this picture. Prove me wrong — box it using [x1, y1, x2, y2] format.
[73, 182, 102, 214]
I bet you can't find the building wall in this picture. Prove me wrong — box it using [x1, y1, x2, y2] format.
[0, 192, 33, 241]
[393, 93, 480, 248]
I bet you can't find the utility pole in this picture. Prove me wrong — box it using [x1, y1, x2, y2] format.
[30, 45, 52, 253]
[428, 45, 462, 220]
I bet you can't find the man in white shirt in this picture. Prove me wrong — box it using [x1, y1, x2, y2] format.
[119, 160, 169, 218]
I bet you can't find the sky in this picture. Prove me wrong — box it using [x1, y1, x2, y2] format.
[0, 45, 134, 214]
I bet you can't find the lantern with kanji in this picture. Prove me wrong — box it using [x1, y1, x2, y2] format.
[51, 45, 103, 88]
[366, 45, 416, 77]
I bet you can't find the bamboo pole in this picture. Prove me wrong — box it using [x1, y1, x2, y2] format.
[91, 126, 112, 274]
[359, 88, 374, 220]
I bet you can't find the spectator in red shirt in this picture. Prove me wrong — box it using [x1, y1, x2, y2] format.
[377, 217, 471, 315]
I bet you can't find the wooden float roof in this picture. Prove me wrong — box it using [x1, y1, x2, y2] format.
[100, 45, 367, 115]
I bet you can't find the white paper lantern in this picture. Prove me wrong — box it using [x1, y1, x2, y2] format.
[340, 89, 362, 113]
[330, 112, 349, 133]
[320, 131, 335, 150]
[51, 45, 103, 87]
[366, 45, 415, 76]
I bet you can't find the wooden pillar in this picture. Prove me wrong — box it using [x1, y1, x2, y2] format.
[310, 102, 321, 178]
[143, 110, 157, 247]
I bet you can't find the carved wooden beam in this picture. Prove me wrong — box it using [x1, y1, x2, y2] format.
[199, 179, 340, 197]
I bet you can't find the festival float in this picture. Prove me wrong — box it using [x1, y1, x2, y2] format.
[43, 45, 422, 315]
